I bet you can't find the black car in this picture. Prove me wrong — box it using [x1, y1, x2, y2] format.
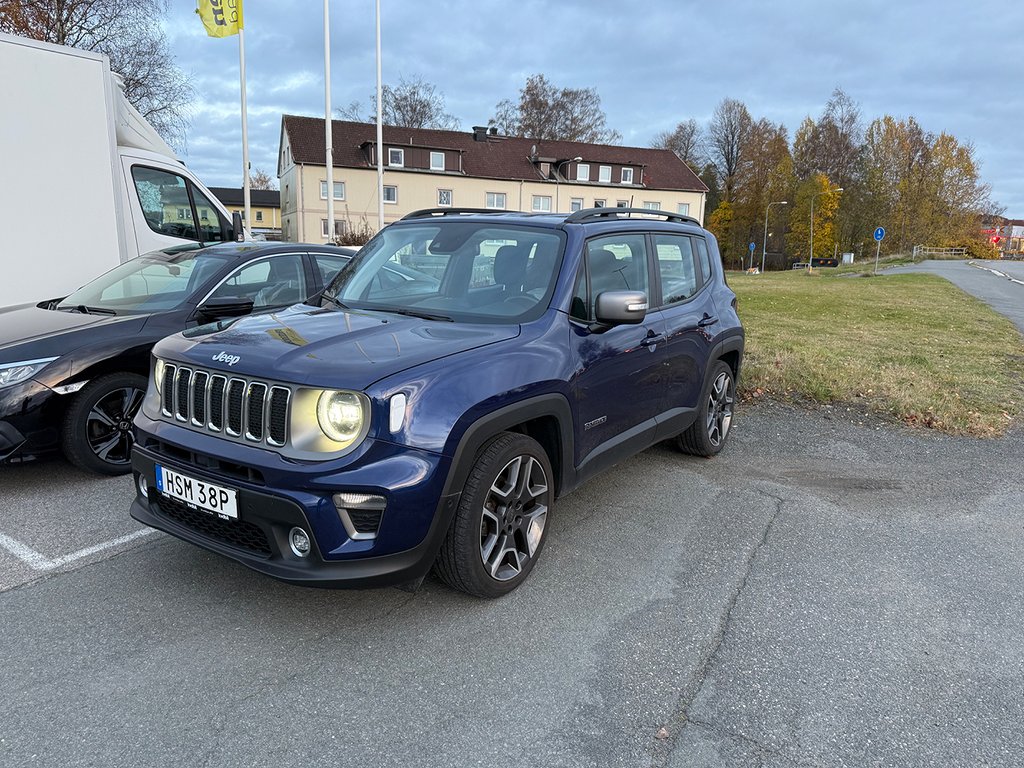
[0, 241, 355, 474]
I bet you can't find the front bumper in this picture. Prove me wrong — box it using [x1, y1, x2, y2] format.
[0, 379, 61, 462]
[129, 423, 460, 589]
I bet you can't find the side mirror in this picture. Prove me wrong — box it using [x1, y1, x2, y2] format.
[594, 291, 648, 328]
[232, 211, 245, 242]
[196, 295, 254, 320]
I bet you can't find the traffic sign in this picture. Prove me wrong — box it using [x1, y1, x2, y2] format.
[749, 241, 756, 251]
[874, 227, 886, 242]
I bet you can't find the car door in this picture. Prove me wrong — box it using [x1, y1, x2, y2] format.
[569, 232, 669, 480]
[650, 232, 719, 440]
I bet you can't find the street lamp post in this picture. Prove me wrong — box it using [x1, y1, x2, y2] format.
[555, 156, 582, 213]
[809, 186, 843, 270]
[761, 200, 787, 273]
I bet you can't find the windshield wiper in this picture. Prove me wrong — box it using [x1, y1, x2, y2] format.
[371, 306, 453, 322]
[321, 293, 349, 311]
[56, 304, 117, 316]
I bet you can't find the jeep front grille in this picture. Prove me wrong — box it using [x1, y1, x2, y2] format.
[160, 364, 290, 447]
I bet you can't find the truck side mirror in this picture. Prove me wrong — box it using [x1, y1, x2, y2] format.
[232, 211, 245, 242]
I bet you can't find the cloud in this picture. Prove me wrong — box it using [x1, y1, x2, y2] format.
[164, 0, 1024, 212]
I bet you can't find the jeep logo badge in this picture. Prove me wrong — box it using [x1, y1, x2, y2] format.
[212, 351, 241, 366]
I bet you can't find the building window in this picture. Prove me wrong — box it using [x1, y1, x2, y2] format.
[576, 163, 590, 182]
[677, 203, 690, 216]
[532, 195, 552, 212]
[388, 148, 404, 167]
[430, 151, 445, 171]
[321, 219, 345, 238]
[485, 192, 506, 210]
[383, 185, 398, 204]
[599, 165, 611, 183]
[570, 197, 584, 212]
[438, 189, 453, 207]
[643, 201, 661, 210]
[255, 210, 263, 222]
[594, 199, 606, 208]
[616, 200, 629, 208]
[621, 167, 634, 184]
[320, 180, 344, 200]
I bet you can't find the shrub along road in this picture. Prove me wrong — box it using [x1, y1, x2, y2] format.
[0, 403, 1021, 767]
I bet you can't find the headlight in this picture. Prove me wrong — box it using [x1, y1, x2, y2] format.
[0, 357, 58, 389]
[316, 390, 365, 443]
[154, 359, 166, 394]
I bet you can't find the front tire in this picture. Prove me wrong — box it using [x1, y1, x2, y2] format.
[61, 372, 147, 475]
[435, 432, 553, 598]
[677, 360, 735, 457]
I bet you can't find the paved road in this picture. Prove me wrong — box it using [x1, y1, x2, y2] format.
[888, 259, 1024, 334]
[0, 404, 1021, 767]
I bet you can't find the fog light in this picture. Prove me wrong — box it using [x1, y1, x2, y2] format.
[136, 474, 149, 499]
[289, 527, 311, 558]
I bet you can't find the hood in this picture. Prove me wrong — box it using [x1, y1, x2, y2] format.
[160, 304, 520, 391]
[0, 303, 145, 361]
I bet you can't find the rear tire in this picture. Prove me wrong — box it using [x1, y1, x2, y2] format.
[435, 432, 553, 598]
[677, 360, 735, 457]
[61, 372, 147, 476]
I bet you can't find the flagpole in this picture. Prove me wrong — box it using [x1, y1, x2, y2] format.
[375, 0, 383, 232]
[324, 0, 334, 242]
[238, 24, 251, 237]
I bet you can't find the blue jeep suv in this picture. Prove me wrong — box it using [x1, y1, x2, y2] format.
[129, 208, 744, 597]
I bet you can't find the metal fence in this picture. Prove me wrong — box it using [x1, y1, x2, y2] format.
[912, 245, 968, 259]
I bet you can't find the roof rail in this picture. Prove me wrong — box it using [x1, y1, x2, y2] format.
[563, 207, 701, 227]
[401, 208, 505, 221]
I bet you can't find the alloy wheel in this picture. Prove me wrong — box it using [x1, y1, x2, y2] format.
[86, 386, 145, 466]
[706, 371, 734, 447]
[479, 454, 549, 582]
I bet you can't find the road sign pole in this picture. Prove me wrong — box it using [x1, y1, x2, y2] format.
[874, 239, 881, 275]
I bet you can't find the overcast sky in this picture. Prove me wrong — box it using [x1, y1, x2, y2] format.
[166, 0, 1024, 214]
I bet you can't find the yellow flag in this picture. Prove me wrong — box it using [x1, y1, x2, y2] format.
[197, 0, 243, 38]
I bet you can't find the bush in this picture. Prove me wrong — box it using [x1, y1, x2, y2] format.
[333, 217, 376, 247]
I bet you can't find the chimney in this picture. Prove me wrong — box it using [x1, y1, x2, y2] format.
[472, 126, 489, 142]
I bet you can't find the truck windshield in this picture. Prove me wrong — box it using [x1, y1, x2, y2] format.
[57, 247, 230, 314]
[322, 223, 565, 324]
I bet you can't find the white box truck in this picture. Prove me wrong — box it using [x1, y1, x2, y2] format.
[0, 33, 244, 307]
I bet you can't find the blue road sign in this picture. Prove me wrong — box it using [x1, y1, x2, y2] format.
[749, 241, 756, 252]
[874, 227, 886, 241]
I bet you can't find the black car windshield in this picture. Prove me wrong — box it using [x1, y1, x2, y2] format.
[57, 247, 231, 314]
[322, 222, 565, 324]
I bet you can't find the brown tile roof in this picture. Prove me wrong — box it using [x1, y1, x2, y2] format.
[281, 115, 708, 193]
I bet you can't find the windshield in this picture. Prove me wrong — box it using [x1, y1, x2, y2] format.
[323, 222, 565, 323]
[57, 246, 231, 314]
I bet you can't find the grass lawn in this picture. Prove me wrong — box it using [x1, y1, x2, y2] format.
[730, 269, 1024, 436]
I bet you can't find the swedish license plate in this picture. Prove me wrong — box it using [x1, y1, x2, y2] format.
[156, 464, 238, 519]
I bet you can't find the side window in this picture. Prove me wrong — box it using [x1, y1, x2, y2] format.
[694, 237, 714, 283]
[313, 254, 348, 286]
[570, 268, 589, 321]
[191, 186, 226, 243]
[208, 254, 308, 308]
[131, 166, 198, 241]
[580, 234, 650, 317]
[654, 234, 698, 305]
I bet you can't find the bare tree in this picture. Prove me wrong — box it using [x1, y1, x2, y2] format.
[248, 168, 276, 191]
[338, 75, 460, 130]
[489, 74, 622, 144]
[1, 0, 195, 150]
[707, 98, 752, 201]
[653, 119, 705, 169]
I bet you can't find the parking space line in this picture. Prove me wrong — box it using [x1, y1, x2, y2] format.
[0, 529, 157, 571]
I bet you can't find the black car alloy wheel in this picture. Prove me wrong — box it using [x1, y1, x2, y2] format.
[706, 369, 734, 448]
[62, 372, 148, 475]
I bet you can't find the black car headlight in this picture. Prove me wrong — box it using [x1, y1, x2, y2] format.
[0, 357, 58, 389]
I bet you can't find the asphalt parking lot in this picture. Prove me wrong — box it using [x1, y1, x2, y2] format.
[0, 403, 1021, 767]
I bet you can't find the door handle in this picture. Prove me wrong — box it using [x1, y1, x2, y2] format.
[640, 330, 666, 347]
[697, 314, 718, 328]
